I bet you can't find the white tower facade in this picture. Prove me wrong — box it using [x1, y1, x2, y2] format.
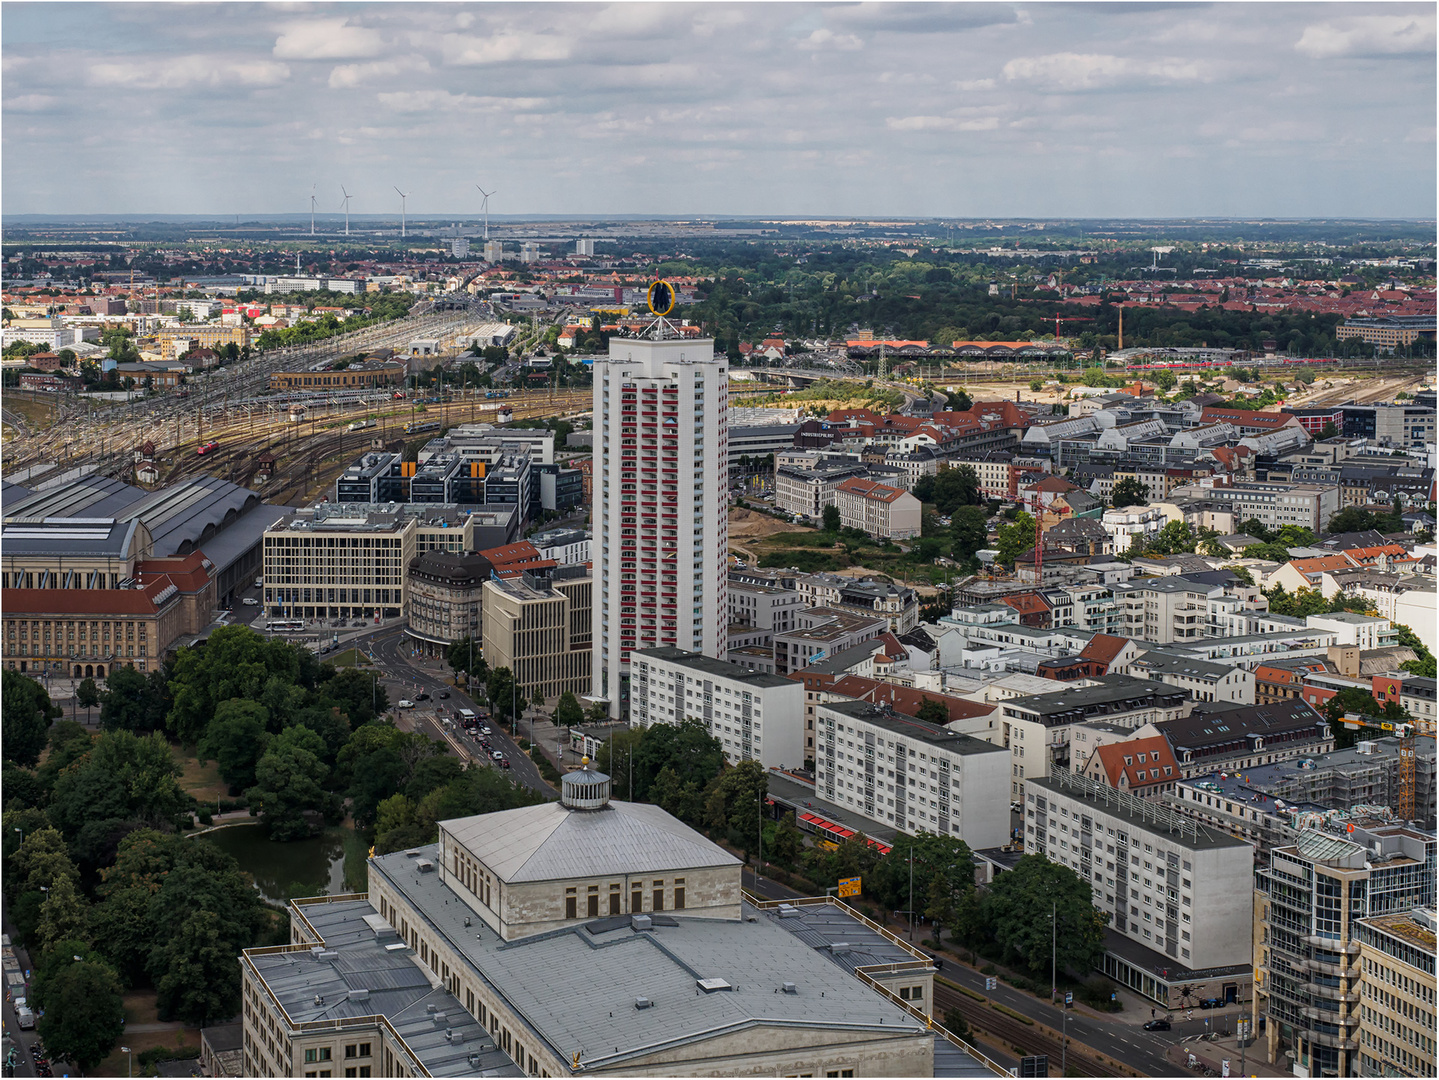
[591, 331, 728, 717]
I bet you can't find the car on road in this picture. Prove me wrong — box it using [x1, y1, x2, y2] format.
[438, 690, 450, 699]
[242, 597, 259, 605]
[1143, 1019, 1171, 1031]
[415, 692, 430, 701]
[1199, 998, 1224, 1010]
[479, 725, 491, 736]
[397, 700, 415, 709]
[491, 750, 505, 761]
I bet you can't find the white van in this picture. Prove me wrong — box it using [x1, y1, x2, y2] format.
[16, 1006, 34, 1030]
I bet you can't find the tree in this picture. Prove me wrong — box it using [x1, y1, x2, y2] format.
[554, 691, 583, 727]
[984, 854, 1109, 980]
[1110, 476, 1149, 510]
[32, 956, 124, 1071]
[1146, 520, 1197, 556]
[246, 726, 337, 841]
[152, 910, 247, 1026]
[99, 664, 157, 732]
[822, 504, 842, 533]
[47, 731, 188, 839]
[914, 698, 949, 725]
[35, 873, 89, 952]
[705, 760, 768, 863]
[1327, 506, 1380, 535]
[197, 699, 271, 792]
[531, 690, 545, 710]
[1394, 623, 1437, 679]
[945, 389, 972, 412]
[486, 666, 517, 725]
[75, 676, 101, 718]
[1030, 379, 1044, 392]
[1323, 688, 1409, 750]
[3, 670, 59, 766]
[1263, 584, 1330, 618]
[949, 505, 989, 564]
[995, 512, 1036, 567]
[166, 624, 302, 744]
[930, 464, 983, 514]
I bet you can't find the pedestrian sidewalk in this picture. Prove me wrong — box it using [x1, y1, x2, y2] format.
[1168, 1032, 1288, 1078]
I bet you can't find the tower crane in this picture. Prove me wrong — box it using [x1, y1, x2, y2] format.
[1053, 315, 1092, 339]
[1339, 712, 1425, 822]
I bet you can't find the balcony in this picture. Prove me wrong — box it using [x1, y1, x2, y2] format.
[1302, 983, 1359, 1003]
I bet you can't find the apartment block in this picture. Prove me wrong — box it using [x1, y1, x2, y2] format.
[726, 573, 802, 633]
[1172, 481, 1340, 533]
[630, 646, 803, 769]
[1129, 651, 1256, 705]
[813, 699, 1010, 849]
[1027, 768, 1255, 1007]
[1255, 825, 1435, 1079]
[1110, 577, 1213, 645]
[773, 607, 889, 676]
[1145, 701, 1335, 778]
[999, 674, 1191, 799]
[158, 324, 250, 361]
[774, 456, 868, 521]
[793, 573, 919, 635]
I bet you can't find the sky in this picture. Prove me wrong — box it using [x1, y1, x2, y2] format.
[2, 2, 1435, 219]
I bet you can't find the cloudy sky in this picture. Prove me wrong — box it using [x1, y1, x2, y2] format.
[3, 2, 1434, 219]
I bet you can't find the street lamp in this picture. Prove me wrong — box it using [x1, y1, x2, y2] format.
[120, 1045, 132, 1079]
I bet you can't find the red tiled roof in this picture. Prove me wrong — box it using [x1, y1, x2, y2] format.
[1342, 544, 1416, 564]
[1289, 555, 1354, 575]
[825, 675, 996, 722]
[3, 579, 178, 616]
[999, 592, 1050, 617]
[1079, 633, 1129, 665]
[1090, 737, 1180, 790]
[478, 541, 542, 566]
[1199, 407, 1297, 430]
[835, 477, 905, 503]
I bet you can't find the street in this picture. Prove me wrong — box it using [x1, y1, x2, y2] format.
[361, 627, 553, 796]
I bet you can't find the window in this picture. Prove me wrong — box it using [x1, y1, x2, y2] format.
[632, 886, 643, 912]
[565, 887, 577, 920]
[653, 880, 664, 912]
[345, 1045, 358, 1059]
[610, 884, 621, 915]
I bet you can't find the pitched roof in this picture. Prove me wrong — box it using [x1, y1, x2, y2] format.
[3, 578, 180, 616]
[821, 675, 996, 722]
[1287, 554, 1355, 579]
[1079, 633, 1131, 665]
[1090, 737, 1181, 790]
[834, 477, 904, 503]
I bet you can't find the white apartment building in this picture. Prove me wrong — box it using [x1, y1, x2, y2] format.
[1110, 577, 1213, 644]
[1304, 611, 1398, 651]
[834, 477, 922, 540]
[591, 329, 727, 717]
[947, 456, 1012, 500]
[1027, 768, 1254, 1003]
[727, 575, 802, 633]
[1129, 652, 1256, 705]
[630, 647, 803, 769]
[1101, 505, 1165, 553]
[774, 457, 868, 521]
[814, 699, 1010, 849]
[1170, 481, 1340, 533]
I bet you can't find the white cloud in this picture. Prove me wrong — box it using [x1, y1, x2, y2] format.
[440, 31, 572, 65]
[954, 78, 997, 91]
[4, 94, 59, 112]
[273, 18, 387, 61]
[87, 56, 290, 90]
[797, 28, 863, 52]
[1295, 14, 1436, 59]
[1002, 52, 1208, 91]
[375, 90, 545, 114]
[886, 115, 1000, 132]
[328, 56, 429, 89]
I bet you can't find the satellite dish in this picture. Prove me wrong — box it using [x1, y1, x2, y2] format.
[647, 280, 676, 317]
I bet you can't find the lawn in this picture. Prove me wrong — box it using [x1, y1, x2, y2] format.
[175, 747, 229, 804]
[329, 648, 373, 667]
[6, 396, 58, 429]
[750, 531, 957, 587]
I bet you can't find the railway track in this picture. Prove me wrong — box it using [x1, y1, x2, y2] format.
[933, 981, 1130, 1078]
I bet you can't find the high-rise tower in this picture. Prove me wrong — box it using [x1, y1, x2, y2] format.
[591, 321, 727, 717]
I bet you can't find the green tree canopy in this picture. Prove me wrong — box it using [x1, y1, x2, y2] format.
[949, 504, 989, 564]
[1110, 476, 1150, 510]
[247, 725, 339, 840]
[822, 504, 842, 533]
[554, 691, 583, 727]
[197, 699, 271, 792]
[982, 854, 1109, 980]
[32, 954, 125, 1070]
[3, 670, 59, 767]
[47, 731, 188, 839]
[166, 624, 304, 744]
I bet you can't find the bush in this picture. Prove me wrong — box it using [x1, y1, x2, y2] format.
[218, 796, 248, 813]
[980, 964, 997, 976]
[138, 1045, 200, 1069]
[529, 747, 562, 784]
[197, 808, 213, 826]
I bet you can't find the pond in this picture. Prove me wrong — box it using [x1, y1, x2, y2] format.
[199, 822, 368, 904]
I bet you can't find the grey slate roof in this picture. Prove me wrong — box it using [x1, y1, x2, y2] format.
[2, 474, 145, 520]
[116, 475, 265, 555]
[441, 799, 741, 884]
[633, 646, 795, 689]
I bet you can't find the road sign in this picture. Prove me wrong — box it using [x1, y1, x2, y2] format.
[1065, 991, 1073, 1006]
[1017, 1054, 1048, 1077]
[838, 876, 861, 898]
[985, 976, 997, 991]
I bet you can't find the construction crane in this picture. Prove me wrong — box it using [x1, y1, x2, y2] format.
[1340, 712, 1420, 822]
[1053, 315, 1092, 339]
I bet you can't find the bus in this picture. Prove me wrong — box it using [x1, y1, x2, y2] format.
[266, 619, 306, 633]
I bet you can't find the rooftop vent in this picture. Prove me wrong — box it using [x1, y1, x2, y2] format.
[826, 943, 852, 952]
[426, 1005, 438, 1013]
[432, 1012, 447, 1027]
[415, 859, 435, 873]
[347, 989, 369, 1002]
[777, 904, 802, 919]
[634, 997, 652, 1010]
[315, 949, 338, 961]
[631, 915, 652, 931]
[783, 982, 798, 995]
[696, 978, 733, 994]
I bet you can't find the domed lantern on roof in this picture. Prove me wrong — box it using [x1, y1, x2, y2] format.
[561, 757, 611, 811]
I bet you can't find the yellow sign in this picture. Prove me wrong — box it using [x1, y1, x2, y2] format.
[647, 280, 677, 317]
[838, 876, 861, 898]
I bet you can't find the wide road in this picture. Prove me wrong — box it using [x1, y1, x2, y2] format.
[361, 627, 553, 797]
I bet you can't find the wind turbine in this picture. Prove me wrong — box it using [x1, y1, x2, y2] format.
[475, 185, 495, 241]
[394, 186, 410, 238]
[340, 186, 353, 237]
[310, 185, 317, 236]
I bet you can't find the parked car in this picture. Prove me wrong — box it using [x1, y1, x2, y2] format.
[397, 700, 415, 709]
[1143, 1019, 1171, 1031]
[242, 597, 259, 606]
[1199, 998, 1224, 1010]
